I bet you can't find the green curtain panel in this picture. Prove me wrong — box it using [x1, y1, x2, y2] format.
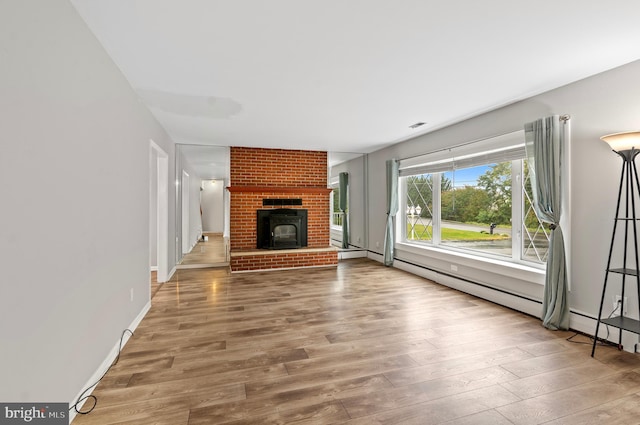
[524, 115, 569, 330]
[384, 159, 399, 266]
[339, 172, 349, 249]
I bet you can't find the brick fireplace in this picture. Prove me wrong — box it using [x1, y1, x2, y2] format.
[228, 147, 338, 272]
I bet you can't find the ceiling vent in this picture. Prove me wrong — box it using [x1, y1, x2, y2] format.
[409, 122, 426, 129]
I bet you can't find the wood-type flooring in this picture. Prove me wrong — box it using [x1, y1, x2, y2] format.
[179, 233, 228, 267]
[73, 259, 640, 424]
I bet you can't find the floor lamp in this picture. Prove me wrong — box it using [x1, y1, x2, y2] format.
[592, 131, 640, 357]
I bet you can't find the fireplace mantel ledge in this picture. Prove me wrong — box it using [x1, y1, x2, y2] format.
[230, 246, 338, 257]
[227, 186, 332, 194]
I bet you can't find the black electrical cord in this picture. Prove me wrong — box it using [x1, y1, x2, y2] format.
[69, 329, 134, 415]
[566, 302, 621, 346]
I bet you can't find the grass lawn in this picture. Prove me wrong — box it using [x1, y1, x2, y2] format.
[408, 224, 510, 241]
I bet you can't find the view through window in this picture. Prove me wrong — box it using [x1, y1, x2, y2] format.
[331, 184, 343, 228]
[402, 154, 550, 265]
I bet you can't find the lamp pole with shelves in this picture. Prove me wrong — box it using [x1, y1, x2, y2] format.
[592, 131, 640, 357]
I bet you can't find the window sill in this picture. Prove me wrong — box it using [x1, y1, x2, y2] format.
[395, 241, 545, 285]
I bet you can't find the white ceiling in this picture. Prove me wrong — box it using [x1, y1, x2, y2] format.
[71, 0, 640, 174]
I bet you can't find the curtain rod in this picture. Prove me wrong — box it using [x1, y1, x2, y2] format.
[399, 130, 521, 163]
[398, 115, 571, 163]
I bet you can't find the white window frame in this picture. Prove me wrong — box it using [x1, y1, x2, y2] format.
[397, 130, 556, 270]
[330, 177, 342, 230]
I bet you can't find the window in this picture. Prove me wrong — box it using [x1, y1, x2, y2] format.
[331, 182, 343, 228]
[522, 159, 552, 263]
[399, 131, 551, 266]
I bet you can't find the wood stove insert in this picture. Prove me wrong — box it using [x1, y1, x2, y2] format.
[256, 209, 308, 249]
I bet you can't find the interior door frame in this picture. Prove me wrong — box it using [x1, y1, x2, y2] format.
[150, 140, 169, 283]
[181, 170, 190, 254]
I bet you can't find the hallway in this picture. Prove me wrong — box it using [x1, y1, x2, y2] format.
[179, 233, 229, 268]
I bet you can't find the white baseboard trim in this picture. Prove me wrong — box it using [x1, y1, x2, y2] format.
[167, 266, 176, 282]
[367, 251, 384, 262]
[367, 252, 540, 316]
[338, 250, 368, 260]
[392, 258, 542, 318]
[569, 311, 603, 340]
[68, 301, 151, 423]
[568, 309, 638, 353]
[367, 252, 539, 315]
[367, 251, 636, 351]
[149, 266, 158, 272]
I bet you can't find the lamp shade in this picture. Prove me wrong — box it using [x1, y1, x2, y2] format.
[601, 131, 640, 152]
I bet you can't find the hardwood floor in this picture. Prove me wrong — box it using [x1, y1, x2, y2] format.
[73, 259, 640, 424]
[150, 271, 161, 299]
[179, 233, 228, 267]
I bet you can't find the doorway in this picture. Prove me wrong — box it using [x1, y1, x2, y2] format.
[175, 144, 230, 268]
[150, 140, 169, 293]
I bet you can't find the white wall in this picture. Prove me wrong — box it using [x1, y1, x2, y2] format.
[366, 59, 640, 336]
[201, 180, 224, 233]
[149, 148, 158, 269]
[189, 170, 203, 246]
[0, 0, 176, 404]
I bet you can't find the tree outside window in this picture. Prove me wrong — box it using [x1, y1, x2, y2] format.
[402, 159, 550, 265]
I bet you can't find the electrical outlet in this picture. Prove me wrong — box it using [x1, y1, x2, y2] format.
[612, 295, 628, 316]
[130, 288, 134, 302]
[376, 241, 380, 248]
[450, 264, 458, 272]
